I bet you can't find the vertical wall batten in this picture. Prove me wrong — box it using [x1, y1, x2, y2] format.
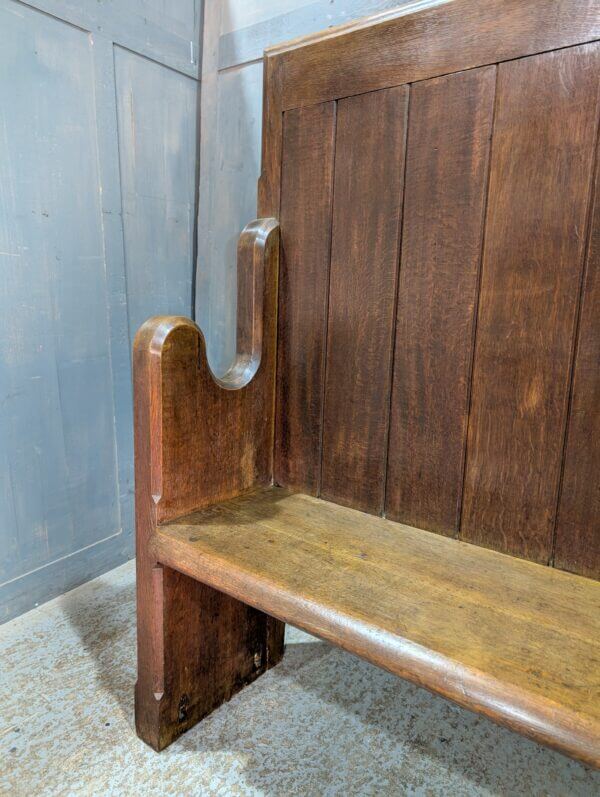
[385, 67, 496, 535]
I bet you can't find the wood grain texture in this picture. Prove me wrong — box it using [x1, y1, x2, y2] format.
[460, 44, 600, 563]
[555, 138, 600, 579]
[257, 54, 284, 225]
[275, 102, 336, 493]
[144, 221, 280, 522]
[135, 0, 600, 763]
[320, 86, 408, 514]
[135, 562, 269, 751]
[156, 487, 600, 768]
[133, 220, 285, 750]
[217, 0, 427, 70]
[270, 0, 600, 110]
[386, 66, 495, 535]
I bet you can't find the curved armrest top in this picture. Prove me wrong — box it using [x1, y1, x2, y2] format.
[133, 217, 279, 391]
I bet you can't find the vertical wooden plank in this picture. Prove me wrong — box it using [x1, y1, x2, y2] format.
[275, 102, 336, 492]
[461, 44, 600, 563]
[258, 52, 287, 668]
[385, 66, 495, 535]
[554, 140, 600, 580]
[321, 86, 408, 514]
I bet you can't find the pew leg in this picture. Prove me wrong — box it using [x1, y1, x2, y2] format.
[135, 562, 284, 751]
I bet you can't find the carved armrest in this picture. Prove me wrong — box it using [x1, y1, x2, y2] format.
[133, 218, 279, 531]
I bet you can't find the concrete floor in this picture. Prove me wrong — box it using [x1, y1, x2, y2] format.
[1, 561, 599, 797]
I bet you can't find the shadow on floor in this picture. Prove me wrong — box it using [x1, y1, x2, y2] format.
[178, 645, 600, 796]
[62, 568, 600, 796]
[61, 574, 137, 723]
[61, 570, 331, 727]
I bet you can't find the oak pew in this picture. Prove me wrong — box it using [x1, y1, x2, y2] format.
[134, 0, 600, 767]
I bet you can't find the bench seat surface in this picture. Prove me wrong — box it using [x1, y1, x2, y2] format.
[156, 487, 600, 765]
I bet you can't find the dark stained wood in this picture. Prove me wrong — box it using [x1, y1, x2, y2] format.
[133, 220, 285, 751]
[153, 221, 278, 521]
[134, 0, 600, 764]
[156, 487, 600, 769]
[386, 66, 495, 535]
[256, 57, 288, 671]
[257, 53, 284, 222]
[135, 563, 269, 751]
[555, 140, 600, 579]
[275, 102, 336, 493]
[269, 0, 600, 111]
[232, 220, 269, 382]
[460, 44, 600, 563]
[320, 86, 408, 514]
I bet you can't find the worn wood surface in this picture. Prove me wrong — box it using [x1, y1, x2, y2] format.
[320, 87, 408, 514]
[270, 0, 600, 110]
[135, 0, 600, 762]
[133, 220, 285, 751]
[269, 3, 600, 575]
[386, 66, 495, 535]
[156, 487, 600, 768]
[275, 102, 336, 493]
[554, 139, 600, 579]
[460, 45, 600, 562]
[145, 221, 280, 522]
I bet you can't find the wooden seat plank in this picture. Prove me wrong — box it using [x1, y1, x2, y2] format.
[156, 487, 600, 767]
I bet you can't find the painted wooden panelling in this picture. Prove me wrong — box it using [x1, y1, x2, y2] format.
[115, 48, 198, 339]
[16, 0, 202, 77]
[0, 0, 201, 621]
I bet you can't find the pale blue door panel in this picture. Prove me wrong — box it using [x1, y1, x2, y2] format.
[0, 4, 119, 583]
[0, 0, 201, 620]
[115, 47, 198, 340]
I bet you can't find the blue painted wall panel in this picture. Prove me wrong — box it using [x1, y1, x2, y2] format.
[0, 0, 202, 621]
[0, 4, 119, 583]
[115, 48, 198, 339]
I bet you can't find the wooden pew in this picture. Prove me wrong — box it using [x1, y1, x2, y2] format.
[133, 0, 600, 767]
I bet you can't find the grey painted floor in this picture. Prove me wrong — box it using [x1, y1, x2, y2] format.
[1, 560, 599, 797]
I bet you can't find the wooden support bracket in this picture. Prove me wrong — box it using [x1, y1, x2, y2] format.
[133, 219, 284, 751]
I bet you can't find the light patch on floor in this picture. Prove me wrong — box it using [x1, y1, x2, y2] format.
[1, 560, 599, 796]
